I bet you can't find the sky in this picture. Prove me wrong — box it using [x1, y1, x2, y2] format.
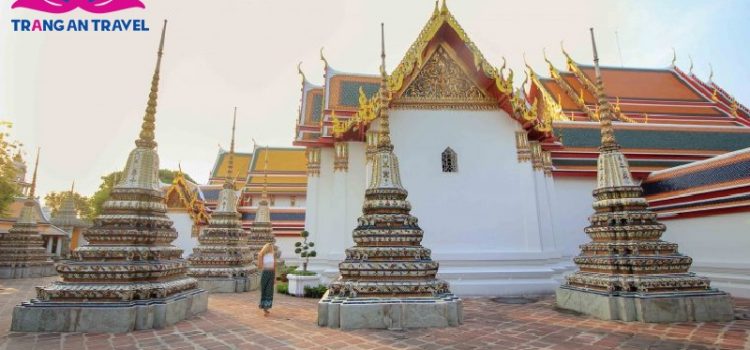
[2, 0, 749, 198]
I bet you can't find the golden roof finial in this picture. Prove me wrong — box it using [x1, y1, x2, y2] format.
[433, 0, 439, 16]
[708, 63, 714, 83]
[590, 28, 619, 151]
[441, 0, 448, 13]
[688, 54, 694, 75]
[320, 47, 329, 70]
[70, 180, 75, 194]
[500, 56, 507, 75]
[136, 19, 167, 149]
[522, 52, 532, 71]
[29, 147, 39, 198]
[671, 47, 677, 67]
[297, 61, 307, 85]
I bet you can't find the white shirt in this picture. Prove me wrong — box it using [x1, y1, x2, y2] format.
[262, 253, 274, 269]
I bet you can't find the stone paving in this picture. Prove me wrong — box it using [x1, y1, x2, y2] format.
[1, 277, 749, 350]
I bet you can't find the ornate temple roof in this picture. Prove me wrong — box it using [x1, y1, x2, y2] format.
[209, 150, 253, 183]
[244, 147, 306, 196]
[642, 147, 750, 219]
[164, 171, 210, 226]
[530, 54, 750, 127]
[0, 197, 68, 237]
[294, 1, 520, 147]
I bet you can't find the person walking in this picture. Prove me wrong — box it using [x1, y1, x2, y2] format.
[257, 243, 276, 316]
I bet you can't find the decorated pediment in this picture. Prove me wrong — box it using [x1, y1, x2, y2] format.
[394, 45, 497, 109]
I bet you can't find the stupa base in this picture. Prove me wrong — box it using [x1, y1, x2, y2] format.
[317, 291, 463, 330]
[0, 264, 56, 279]
[556, 286, 734, 323]
[196, 274, 259, 293]
[11, 289, 208, 333]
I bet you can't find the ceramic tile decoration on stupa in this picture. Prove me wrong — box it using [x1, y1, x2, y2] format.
[555, 29, 734, 323]
[317, 24, 462, 330]
[188, 109, 258, 293]
[11, 20, 208, 333]
[247, 147, 282, 263]
[0, 149, 56, 279]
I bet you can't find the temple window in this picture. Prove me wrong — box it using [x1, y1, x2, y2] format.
[442, 148, 458, 173]
[291, 196, 296, 207]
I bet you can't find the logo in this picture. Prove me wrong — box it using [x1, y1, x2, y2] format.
[10, 0, 150, 32]
[11, 0, 145, 14]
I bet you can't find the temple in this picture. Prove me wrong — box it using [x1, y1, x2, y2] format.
[1, 150, 69, 261]
[555, 29, 734, 322]
[0, 149, 56, 279]
[293, 1, 750, 297]
[11, 20, 208, 333]
[200, 146, 306, 257]
[49, 181, 90, 257]
[188, 109, 258, 293]
[318, 23, 462, 330]
[164, 167, 211, 257]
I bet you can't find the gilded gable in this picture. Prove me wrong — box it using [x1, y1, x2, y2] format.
[395, 46, 496, 110]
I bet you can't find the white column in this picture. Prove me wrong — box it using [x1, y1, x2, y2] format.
[55, 237, 63, 255]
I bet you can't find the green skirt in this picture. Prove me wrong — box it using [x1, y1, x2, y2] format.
[259, 269, 275, 310]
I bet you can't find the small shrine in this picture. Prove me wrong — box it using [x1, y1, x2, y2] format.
[555, 29, 734, 323]
[318, 24, 462, 330]
[188, 109, 258, 292]
[0, 150, 55, 279]
[11, 20, 208, 333]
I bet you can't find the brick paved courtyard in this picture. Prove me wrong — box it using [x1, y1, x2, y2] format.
[1, 277, 749, 350]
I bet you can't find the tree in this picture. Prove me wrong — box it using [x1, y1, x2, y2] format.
[44, 191, 93, 220]
[159, 169, 196, 184]
[90, 169, 196, 218]
[293, 230, 316, 273]
[0, 121, 20, 217]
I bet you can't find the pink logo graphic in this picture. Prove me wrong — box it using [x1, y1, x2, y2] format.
[11, 0, 145, 13]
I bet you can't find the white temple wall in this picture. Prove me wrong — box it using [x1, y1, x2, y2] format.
[344, 141, 367, 251]
[382, 109, 568, 295]
[388, 109, 557, 257]
[311, 149, 340, 269]
[550, 177, 595, 257]
[661, 212, 750, 298]
[276, 236, 298, 262]
[167, 212, 198, 258]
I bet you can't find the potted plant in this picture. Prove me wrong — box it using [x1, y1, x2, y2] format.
[287, 230, 321, 296]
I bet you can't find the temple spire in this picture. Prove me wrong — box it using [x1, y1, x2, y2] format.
[29, 147, 39, 198]
[225, 107, 237, 187]
[136, 19, 167, 149]
[589, 28, 618, 152]
[377, 23, 393, 150]
[262, 146, 269, 200]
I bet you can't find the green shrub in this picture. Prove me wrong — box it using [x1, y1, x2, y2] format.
[288, 270, 317, 276]
[276, 283, 288, 295]
[303, 284, 328, 298]
[277, 264, 299, 283]
[294, 231, 317, 273]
